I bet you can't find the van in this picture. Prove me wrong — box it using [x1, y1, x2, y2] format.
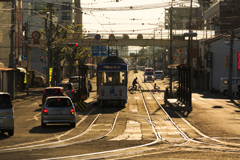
[220, 77, 240, 95]
[144, 68, 155, 82]
[155, 70, 164, 80]
[0, 92, 14, 136]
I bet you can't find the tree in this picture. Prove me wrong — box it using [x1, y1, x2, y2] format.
[40, 17, 90, 85]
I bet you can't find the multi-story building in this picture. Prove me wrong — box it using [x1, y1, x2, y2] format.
[205, 0, 240, 35]
[0, 0, 23, 97]
[22, 0, 81, 76]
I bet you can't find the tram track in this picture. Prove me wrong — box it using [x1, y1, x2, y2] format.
[0, 107, 119, 153]
[144, 80, 240, 151]
[2, 71, 240, 159]
[138, 76, 189, 142]
[37, 73, 240, 160]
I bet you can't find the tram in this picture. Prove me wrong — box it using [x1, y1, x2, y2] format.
[97, 56, 128, 107]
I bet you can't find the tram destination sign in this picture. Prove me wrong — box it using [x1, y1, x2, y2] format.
[98, 64, 127, 70]
[103, 66, 121, 69]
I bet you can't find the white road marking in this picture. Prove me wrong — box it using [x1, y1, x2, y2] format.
[134, 97, 140, 100]
[208, 98, 215, 101]
[146, 97, 152, 100]
[110, 120, 142, 141]
[129, 105, 138, 113]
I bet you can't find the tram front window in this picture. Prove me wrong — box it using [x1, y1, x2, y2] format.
[99, 71, 126, 86]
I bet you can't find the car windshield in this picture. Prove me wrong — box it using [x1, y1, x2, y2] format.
[145, 71, 154, 75]
[46, 98, 72, 107]
[155, 71, 162, 74]
[0, 95, 12, 109]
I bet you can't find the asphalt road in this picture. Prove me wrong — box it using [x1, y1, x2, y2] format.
[0, 71, 240, 159]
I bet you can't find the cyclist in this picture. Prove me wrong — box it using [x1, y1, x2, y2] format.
[131, 77, 138, 90]
[153, 83, 160, 92]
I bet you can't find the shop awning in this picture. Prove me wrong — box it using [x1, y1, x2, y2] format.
[17, 67, 26, 73]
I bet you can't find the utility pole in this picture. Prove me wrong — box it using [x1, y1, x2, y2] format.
[228, 0, 235, 97]
[9, 0, 15, 99]
[24, 22, 29, 96]
[46, 3, 53, 87]
[169, 1, 173, 96]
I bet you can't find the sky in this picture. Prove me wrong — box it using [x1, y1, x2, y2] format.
[81, 0, 200, 39]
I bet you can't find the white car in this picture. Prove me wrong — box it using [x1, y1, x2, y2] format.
[41, 96, 76, 128]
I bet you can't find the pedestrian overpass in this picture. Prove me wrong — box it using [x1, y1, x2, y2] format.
[67, 38, 199, 48]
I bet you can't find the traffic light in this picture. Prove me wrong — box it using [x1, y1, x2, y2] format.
[40, 56, 43, 62]
[68, 43, 79, 47]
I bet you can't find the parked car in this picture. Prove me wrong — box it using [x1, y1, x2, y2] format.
[41, 87, 66, 105]
[0, 92, 14, 136]
[155, 70, 164, 80]
[57, 83, 76, 100]
[41, 96, 76, 128]
[35, 76, 47, 87]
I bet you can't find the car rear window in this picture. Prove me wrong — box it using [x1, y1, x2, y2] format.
[0, 95, 12, 109]
[69, 78, 79, 83]
[46, 98, 72, 107]
[45, 89, 63, 95]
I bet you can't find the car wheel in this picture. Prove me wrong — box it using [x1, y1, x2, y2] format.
[70, 122, 76, 128]
[8, 130, 14, 136]
[41, 121, 46, 128]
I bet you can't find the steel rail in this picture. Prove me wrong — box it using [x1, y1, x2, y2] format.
[0, 110, 119, 153]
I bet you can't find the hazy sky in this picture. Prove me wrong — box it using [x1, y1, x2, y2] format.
[81, 0, 200, 37]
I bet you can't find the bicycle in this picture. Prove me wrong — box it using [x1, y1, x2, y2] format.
[128, 84, 143, 93]
[151, 86, 161, 93]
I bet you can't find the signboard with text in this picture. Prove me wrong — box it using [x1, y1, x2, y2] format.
[91, 46, 107, 56]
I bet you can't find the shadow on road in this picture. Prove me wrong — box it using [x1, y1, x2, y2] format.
[29, 125, 73, 134]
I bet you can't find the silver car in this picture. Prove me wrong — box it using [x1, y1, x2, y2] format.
[41, 96, 76, 128]
[0, 92, 14, 136]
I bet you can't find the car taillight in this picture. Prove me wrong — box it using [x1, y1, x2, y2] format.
[70, 109, 75, 114]
[60, 89, 62, 93]
[119, 90, 122, 96]
[43, 109, 48, 114]
[44, 90, 46, 93]
[71, 89, 73, 93]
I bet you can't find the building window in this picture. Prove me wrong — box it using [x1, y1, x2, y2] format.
[62, 2, 71, 10]
[62, 12, 71, 20]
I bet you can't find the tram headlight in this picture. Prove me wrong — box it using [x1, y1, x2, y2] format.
[152, 76, 154, 78]
[145, 76, 147, 79]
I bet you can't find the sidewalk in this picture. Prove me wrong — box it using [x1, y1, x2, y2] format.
[13, 87, 45, 103]
[165, 91, 240, 117]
